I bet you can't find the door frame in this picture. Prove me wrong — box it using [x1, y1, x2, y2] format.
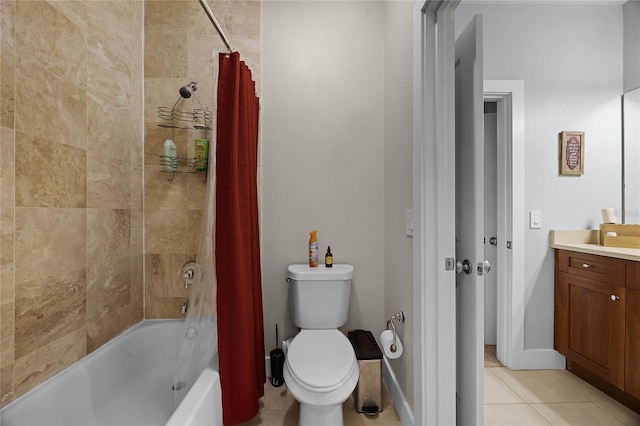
[484, 81, 565, 370]
[412, 1, 459, 425]
[484, 81, 523, 370]
[412, 7, 565, 422]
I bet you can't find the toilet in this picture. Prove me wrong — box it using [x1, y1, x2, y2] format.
[283, 264, 359, 426]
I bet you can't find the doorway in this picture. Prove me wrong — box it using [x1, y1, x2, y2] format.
[484, 101, 500, 362]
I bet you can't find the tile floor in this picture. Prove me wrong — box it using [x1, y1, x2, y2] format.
[238, 380, 401, 426]
[484, 367, 640, 425]
[240, 354, 640, 425]
[483, 344, 640, 426]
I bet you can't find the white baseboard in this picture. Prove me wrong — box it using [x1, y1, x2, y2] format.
[509, 349, 566, 370]
[382, 357, 414, 426]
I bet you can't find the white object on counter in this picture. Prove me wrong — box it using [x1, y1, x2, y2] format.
[602, 208, 617, 224]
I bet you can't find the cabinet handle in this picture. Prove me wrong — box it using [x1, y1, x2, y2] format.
[611, 294, 620, 301]
[582, 263, 591, 268]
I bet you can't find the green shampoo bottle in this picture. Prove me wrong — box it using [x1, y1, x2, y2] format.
[194, 139, 209, 172]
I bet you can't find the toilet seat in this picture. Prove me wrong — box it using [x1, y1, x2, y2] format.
[286, 330, 357, 393]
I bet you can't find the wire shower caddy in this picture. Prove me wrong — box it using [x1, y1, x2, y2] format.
[158, 83, 212, 182]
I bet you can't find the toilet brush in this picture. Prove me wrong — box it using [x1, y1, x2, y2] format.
[270, 324, 285, 387]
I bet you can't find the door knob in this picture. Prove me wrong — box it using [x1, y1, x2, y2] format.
[456, 260, 472, 275]
[611, 294, 620, 301]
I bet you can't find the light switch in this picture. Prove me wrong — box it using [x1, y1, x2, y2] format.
[406, 209, 414, 236]
[530, 210, 542, 229]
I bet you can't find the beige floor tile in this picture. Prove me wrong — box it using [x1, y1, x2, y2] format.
[248, 408, 300, 426]
[551, 370, 610, 402]
[485, 368, 526, 405]
[594, 397, 640, 425]
[490, 368, 606, 404]
[251, 380, 399, 425]
[263, 383, 299, 411]
[484, 404, 551, 425]
[531, 402, 625, 426]
[343, 407, 402, 426]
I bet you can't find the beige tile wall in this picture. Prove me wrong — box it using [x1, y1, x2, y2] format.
[0, 0, 144, 406]
[143, 0, 260, 318]
[0, 0, 261, 407]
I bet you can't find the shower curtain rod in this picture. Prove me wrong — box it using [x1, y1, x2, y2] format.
[199, 0, 234, 53]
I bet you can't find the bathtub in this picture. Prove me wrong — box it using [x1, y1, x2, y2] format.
[0, 320, 222, 426]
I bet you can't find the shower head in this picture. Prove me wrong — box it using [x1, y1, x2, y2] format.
[179, 81, 199, 99]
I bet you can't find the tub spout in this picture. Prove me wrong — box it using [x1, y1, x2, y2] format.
[180, 300, 189, 314]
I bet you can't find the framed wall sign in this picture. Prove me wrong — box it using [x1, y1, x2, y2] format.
[559, 131, 585, 175]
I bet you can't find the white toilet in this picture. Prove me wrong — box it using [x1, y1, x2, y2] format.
[283, 264, 359, 426]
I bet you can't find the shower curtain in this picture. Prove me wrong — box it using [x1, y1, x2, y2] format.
[215, 52, 265, 426]
[172, 57, 220, 410]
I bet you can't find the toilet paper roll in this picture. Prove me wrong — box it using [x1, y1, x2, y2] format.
[380, 330, 403, 359]
[602, 208, 617, 224]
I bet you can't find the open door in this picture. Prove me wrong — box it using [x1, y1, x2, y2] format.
[455, 14, 485, 426]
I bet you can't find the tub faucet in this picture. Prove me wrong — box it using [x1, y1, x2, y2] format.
[181, 261, 199, 288]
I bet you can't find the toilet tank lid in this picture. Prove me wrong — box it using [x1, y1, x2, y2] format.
[287, 264, 353, 280]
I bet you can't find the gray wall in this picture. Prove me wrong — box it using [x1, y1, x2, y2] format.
[262, 0, 417, 413]
[624, 0, 640, 92]
[261, 0, 387, 355]
[383, 0, 415, 413]
[456, 3, 623, 350]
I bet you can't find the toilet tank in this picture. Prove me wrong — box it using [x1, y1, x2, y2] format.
[287, 264, 354, 329]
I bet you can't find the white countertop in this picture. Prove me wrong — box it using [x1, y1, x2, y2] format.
[550, 230, 640, 262]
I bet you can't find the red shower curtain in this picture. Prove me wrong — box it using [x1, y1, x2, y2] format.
[215, 52, 265, 425]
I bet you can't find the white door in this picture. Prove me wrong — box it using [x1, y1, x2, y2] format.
[455, 14, 484, 426]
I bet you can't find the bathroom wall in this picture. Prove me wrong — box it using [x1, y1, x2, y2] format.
[455, 4, 623, 350]
[142, 0, 260, 318]
[0, 0, 144, 406]
[261, 1, 387, 350]
[383, 0, 415, 414]
[624, 0, 640, 92]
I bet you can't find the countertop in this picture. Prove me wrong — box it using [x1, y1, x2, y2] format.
[550, 230, 640, 262]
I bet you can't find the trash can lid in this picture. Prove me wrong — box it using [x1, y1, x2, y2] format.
[348, 330, 383, 360]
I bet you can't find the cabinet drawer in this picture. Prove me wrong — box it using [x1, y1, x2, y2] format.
[557, 250, 626, 286]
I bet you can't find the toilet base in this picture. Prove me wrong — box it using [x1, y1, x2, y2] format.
[299, 403, 343, 426]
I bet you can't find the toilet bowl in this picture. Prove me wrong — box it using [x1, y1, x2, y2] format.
[285, 264, 357, 425]
[284, 329, 359, 425]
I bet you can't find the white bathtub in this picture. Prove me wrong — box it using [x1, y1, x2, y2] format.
[0, 320, 222, 426]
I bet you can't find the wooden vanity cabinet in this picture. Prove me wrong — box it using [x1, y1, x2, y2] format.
[626, 261, 640, 400]
[555, 249, 640, 409]
[555, 250, 626, 389]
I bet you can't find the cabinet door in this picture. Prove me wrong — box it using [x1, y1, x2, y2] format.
[628, 261, 640, 291]
[626, 289, 640, 399]
[566, 273, 625, 389]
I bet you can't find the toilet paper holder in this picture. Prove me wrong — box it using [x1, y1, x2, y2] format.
[386, 311, 405, 353]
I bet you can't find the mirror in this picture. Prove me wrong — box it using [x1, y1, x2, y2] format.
[623, 87, 640, 224]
